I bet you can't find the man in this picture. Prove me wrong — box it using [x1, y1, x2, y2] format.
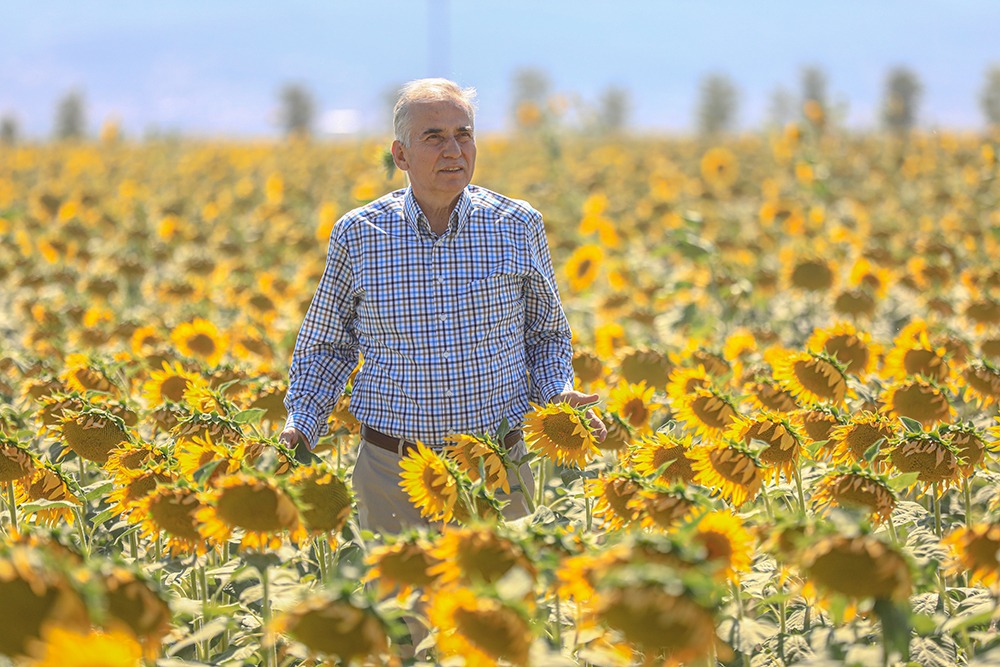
[280, 78, 605, 534]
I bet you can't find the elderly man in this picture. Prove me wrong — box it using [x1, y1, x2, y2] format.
[279, 78, 605, 534]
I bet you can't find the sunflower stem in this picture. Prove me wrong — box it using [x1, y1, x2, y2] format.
[336, 435, 343, 475]
[932, 483, 942, 538]
[761, 486, 774, 521]
[5, 482, 17, 534]
[535, 460, 546, 508]
[963, 476, 974, 526]
[260, 563, 276, 667]
[886, 513, 900, 548]
[316, 537, 328, 583]
[200, 563, 211, 661]
[584, 492, 592, 532]
[74, 506, 90, 557]
[792, 466, 807, 518]
[512, 463, 535, 513]
[129, 528, 138, 561]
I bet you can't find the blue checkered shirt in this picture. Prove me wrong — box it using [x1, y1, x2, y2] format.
[284, 185, 575, 448]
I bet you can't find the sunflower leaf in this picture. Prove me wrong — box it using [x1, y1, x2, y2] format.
[899, 416, 924, 433]
[718, 616, 779, 654]
[888, 472, 921, 491]
[233, 407, 267, 424]
[193, 459, 222, 485]
[862, 436, 886, 464]
[19, 499, 80, 512]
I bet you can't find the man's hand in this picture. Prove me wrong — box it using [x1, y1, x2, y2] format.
[551, 390, 607, 443]
[279, 427, 321, 465]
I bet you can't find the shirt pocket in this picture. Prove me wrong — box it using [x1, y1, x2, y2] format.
[461, 270, 524, 337]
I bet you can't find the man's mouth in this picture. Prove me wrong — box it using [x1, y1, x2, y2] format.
[440, 166, 463, 173]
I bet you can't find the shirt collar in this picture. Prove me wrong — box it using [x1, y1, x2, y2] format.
[403, 186, 473, 239]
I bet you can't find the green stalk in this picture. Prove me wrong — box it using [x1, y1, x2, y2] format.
[584, 492, 592, 531]
[512, 464, 535, 513]
[74, 506, 90, 557]
[932, 483, 942, 538]
[191, 568, 206, 662]
[260, 564, 276, 667]
[200, 564, 211, 661]
[5, 483, 17, 534]
[535, 460, 546, 508]
[793, 466, 807, 518]
[316, 537, 328, 583]
[963, 477, 974, 526]
[761, 486, 774, 521]
[129, 529, 138, 561]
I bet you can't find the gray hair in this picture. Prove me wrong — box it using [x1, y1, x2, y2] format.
[393, 78, 477, 146]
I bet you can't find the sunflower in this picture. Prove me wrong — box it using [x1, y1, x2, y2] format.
[170, 317, 227, 367]
[690, 348, 731, 378]
[59, 353, 118, 396]
[607, 380, 656, 434]
[427, 587, 532, 667]
[106, 464, 175, 519]
[786, 257, 837, 292]
[130, 483, 215, 557]
[586, 473, 644, 531]
[689, 440, 763, 508]
[148, 402, 190, 435]
[287, 464, 353, 540]
[726, 411, 806, 483]
[773, 351, 849, 405]
[523, 401, 600, 469]
[428, 526, 535, 589]
[629, 486, 697, 531]
[171, 411, 243, 446]
[272, 593, 392, 666]
[827, 411, 896, 471]
[801, 534, 912, 601]
[0, 436, 37, 483]
[616, 347, 673, 389]
[888, 432, 961, 493]
[723, 329, 758, 364]
[942, 523, 1000, 587]
[175, 434, 242, 486]
[445, 433, 511, 494]
[746, 378, 800, 413]
[597, 411, 633, 452]
[594, 321, 626, 360]
[690, 510, 755, 581]
[14, 463, 82, 526]
[398, 442, 461, 523]
[99, 567, 172, 659]
[941, 424, 987, 477]
[666, 365, 712, 406]
[572, 349, 605, 386]
[793, 405, 844, 447]
[196, 472, 306, 551]
[364, 535, 443, 601]
[57, 407, 131, 463]
[811, 469, 897, 524]
[881, 377, 955, 427]
[141, 361, 207, 407]
[832, 287, 878, 318]
[806, 322, 879, 377]
[129, 325, 162, 357]
[246, 381, 287, 425]
[564, 243, 604, 292]
[555, 546, 629, 604]
[700, 146, 739, 190]
[630, 432, 697, 484]
[672, 386, 738, 439]
[26, 627, 142, 667]
[241, 437, 296, 475]
[958, 360, 1000, 407]
[103, 441, 168, 475]
[883, 332, 951, 383]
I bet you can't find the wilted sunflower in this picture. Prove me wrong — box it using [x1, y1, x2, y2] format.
[690, 510, 755, 581]
[806, 322, 879, 377]
[26, 627, 142, 667]
[689, 440, 764, 508]
[811, 469, 897, 524]
[196, 472, 306, 551]
[427, 587, 532, 667]
[726, 411, 806, 483]
[630, 432, 697, 484]
[524, 401, 600, 469]
[57, 407, 131, 464]
[595, 580, 717, 666]
[14, 463, 82, 526]
[398, 442, 461, 523]
[827, 411, 897, 471]
[170, 317, 227, 367]
[801, 534, 912, 601]
[958, 360, 1000, 407]
[141, 361, 207, 407]
[287, 464, 353, 541]
[445, 433, 511, 494]
[564, 243, 604, 292]
[130, 483, 215, 557]
[586, 473, 644, 531]
[0, 436, 36, 484]
[942, 523, 1000, 587]
[428, 526, 535, 589]
[364, 535, 443, 601]
[607, 380, 656, 434]
[272, 593, 392, 666]
[888, 432, 961, 493]
[673, 386, 738, 438]
[773, 351, 849, 405]
[881, 377, 955, 427]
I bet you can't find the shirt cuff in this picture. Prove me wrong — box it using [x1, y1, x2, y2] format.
[540, 379, 576, 404]
[283, 412, 323, 450]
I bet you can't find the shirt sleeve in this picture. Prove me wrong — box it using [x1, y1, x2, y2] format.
[523, 210, 576, 404]
[283, 225, 360, 448]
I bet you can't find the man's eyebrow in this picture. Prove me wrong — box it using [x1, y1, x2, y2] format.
[419, 125, 474, 137]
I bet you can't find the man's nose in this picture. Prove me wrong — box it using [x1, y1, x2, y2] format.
[441, 135, 461, 157]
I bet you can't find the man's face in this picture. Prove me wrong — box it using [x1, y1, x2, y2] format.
[391, 100, 476, 205]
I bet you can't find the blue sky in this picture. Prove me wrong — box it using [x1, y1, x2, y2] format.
[2, 1, 998, 137]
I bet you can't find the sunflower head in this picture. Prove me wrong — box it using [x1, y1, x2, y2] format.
[428, 526, 535, 589]
[801, 533, 912, 601]
[630, 432, 697, 484]
[586, 473, 645, 531]
[607, 380, 657, 433]
[960, 360, 1000, 407]
[688, 510, 755, 582]
[881, 377, 955, 428]
[888, 431, 961, 492]
[197, 472, 304, 551]
[524, 401, 600, 469]
[942, 523, 1000, 587]
[673, 386, 739, 438]
[726, 411, 806, 482]
[398, 441, 461, 523]
[811, 469, 897, 524]
[131, 483, 213, 557]
[170, 317, 228, 367]
[689, 439, 764, 508]
[828, 411, 897, 471]
[141, 361, 207, 407]
[774, 351, 849, 405]
[57, 407, 132, 464]
[99, 566, 172, 659]
[806, 322, 878, 377]
[273, 591, 392, 665]
[428, 586, 533, 667]
[445, 433, 511, 495]
[363, 534, 443, 601]
[287, 464, 354, 536]
[572, 349, 606, 386]
[616, 347, 674, 389]
[0, 435, 37, 484]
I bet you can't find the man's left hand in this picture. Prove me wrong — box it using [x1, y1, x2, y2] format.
[551, 390, 607, 443]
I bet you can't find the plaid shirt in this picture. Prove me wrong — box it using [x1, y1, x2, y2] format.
[284, 185, 575, 448]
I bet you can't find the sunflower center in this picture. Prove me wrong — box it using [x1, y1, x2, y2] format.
[903, 349, 948, 381]
[890, 383, 951, 425]
[378, 546, 438, 587]
[824, 334, 869, 374]
[159, 375, 191, 403]
[186, 333, 218, 357]
[890, 439, 957, 483]
[793, 358, 846, 402]
[843, 422, 892, 461]
[690, 394, 736, 431]
[149, 492, 202, 540]
[216, 483, 297, 533]
[454, 604, 528, 663]
[575, 258, 593, 277]
[791, 260, 834, 291]
[456, 536, 522, 584]
[540, 411, 586, 449]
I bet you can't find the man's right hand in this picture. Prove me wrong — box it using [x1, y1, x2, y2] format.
[279, 427, 320, 465]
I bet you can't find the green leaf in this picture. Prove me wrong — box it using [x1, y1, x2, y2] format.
[233, 408, 266, 424]
[873, 597, 911, 662]
[193, 459, 223, 486]
[863, 436, 886, 464]
[81, 479, 114, 500]
[496, 417, 511, 442]
[888, 472, 921, 491]
[899, 416, 924, 433]
[718, 616, 779, 654]
[20, 499, 80, 513]
[164, 617, 230, 657]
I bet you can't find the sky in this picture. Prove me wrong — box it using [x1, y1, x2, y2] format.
[2, 1, 998, 138]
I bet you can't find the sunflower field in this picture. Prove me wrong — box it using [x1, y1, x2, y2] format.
[1, 122, 1000, 667]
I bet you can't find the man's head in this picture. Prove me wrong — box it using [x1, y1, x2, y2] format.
[391, 79, 478, 208]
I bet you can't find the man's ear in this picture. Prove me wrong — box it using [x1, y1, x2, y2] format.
[390, 140, 409, 172]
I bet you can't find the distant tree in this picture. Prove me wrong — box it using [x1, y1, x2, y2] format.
[0, 113, 18, 145]
[279, 83, 315, 137]
[696, 73, 739, 136]
[882, 67, 922, 134]
[801, 66, 829, 128]
[981, 65, 1000, 128]
[510, 67, 551, 130]
[594, 85, 630, 134]
[54, 90, 86, 140]
[767, 86, 796, 128]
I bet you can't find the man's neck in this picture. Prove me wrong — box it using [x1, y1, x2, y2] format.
[412, 190, 462, 235]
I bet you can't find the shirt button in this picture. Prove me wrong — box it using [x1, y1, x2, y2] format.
[445, 389, 454, 397]
[439, 314, 447, 322]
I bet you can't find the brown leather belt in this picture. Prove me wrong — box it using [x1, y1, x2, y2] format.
[360, 424, 522, 457]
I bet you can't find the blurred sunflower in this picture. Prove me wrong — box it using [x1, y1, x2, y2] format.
[564, 243, 604, 292]
[942, 523, 1000, 587]
[700, 146, 739, 190]
[141, 361, 207, 406]
[99, 567, 172, 660]
[445, 433, 511, 494]
[196, 472, 306, 551]
[27, 627, 142, 667]
[806, 322, 879, 377]
[272, 593, 392, 666]
[524, 401, 600, 469]
[786, 256, 837, 293]
[690, 510, 755, 581]
[363, 534, 443, 601]
[170, 317, 227, 367]
[427, 587, 532, 667]
[773, 351, 849, 405]
[398, 442, 461, 523]
[689, 440, 763, 508]
[616, 347, 673, 389]
[130, 483, 214, 557]
[287, 464, 353, 542]
[428, 526, 535, 589]
[586, 473, 644, 530]
[59, 353, 118, 396]
[607, 380, 656, 434]
[958, 359, 1000, 407]
[801, 534, 911, 601]
[883, 331, 951, 383]
[572, 349, 605, 387]
[129, 325, 162, 357]
[594, 321, 627, 360]
[630, 432, 697, 484]
[811, 469, 896, 524]
[629, 485, 698, 531]
[103, 441, 168, 474]
[673, 386, 738, 438]
[881, 377, 955, 427]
